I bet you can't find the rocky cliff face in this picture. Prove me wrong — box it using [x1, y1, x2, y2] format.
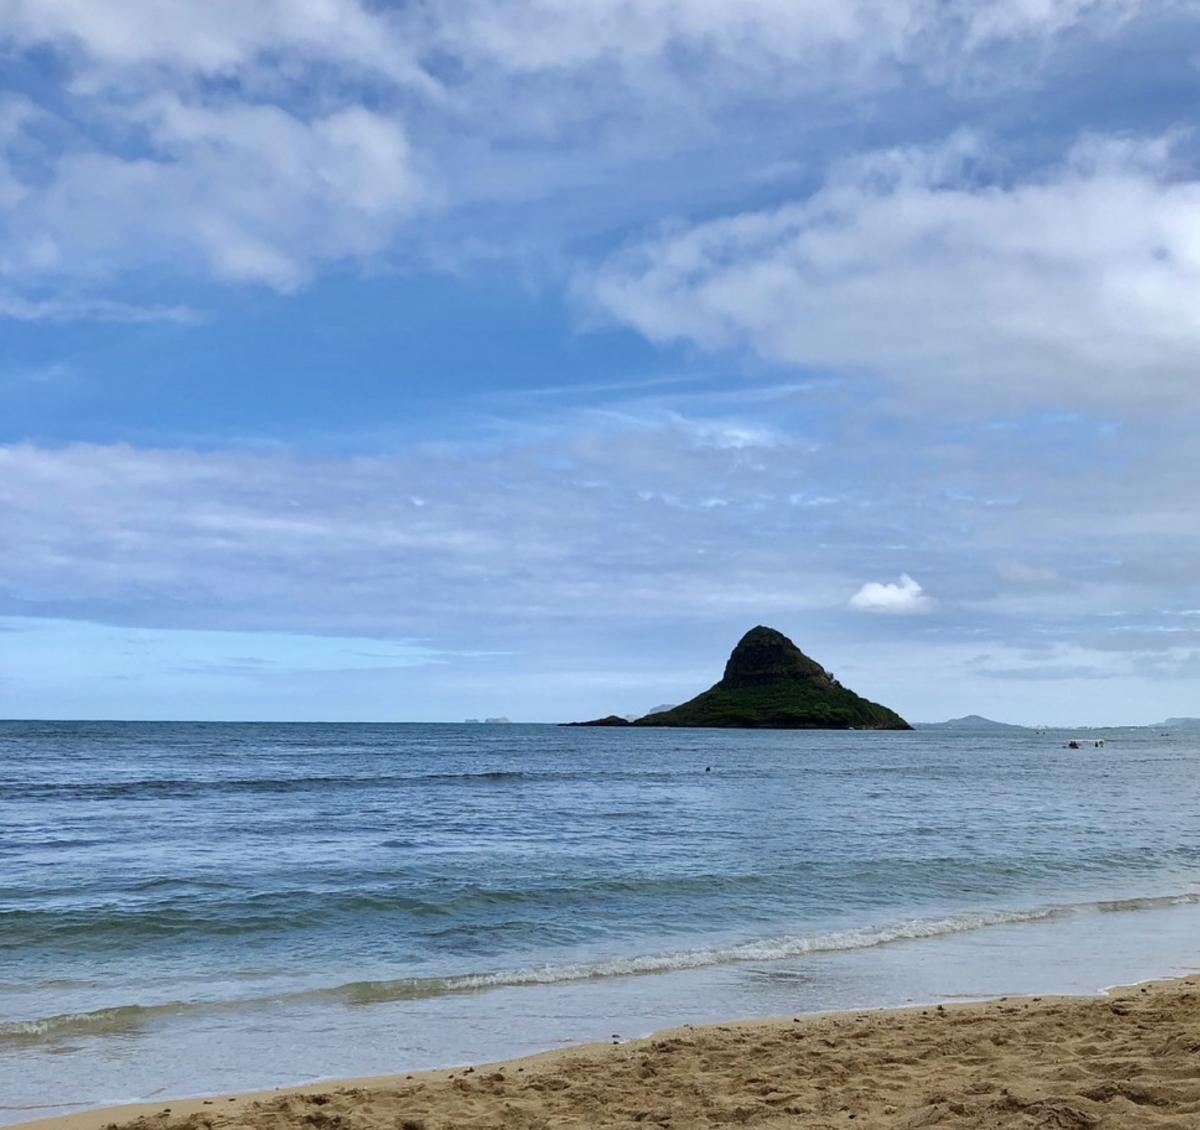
[630, 626, 911, 730]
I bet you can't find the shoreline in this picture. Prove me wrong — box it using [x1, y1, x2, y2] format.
[15, 974, 1200, 1130]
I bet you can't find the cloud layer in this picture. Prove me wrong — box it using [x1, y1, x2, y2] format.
[2, 385, 1198, 719]
[3, 1, 1200, 721]
[587, 131, 1200, 413]
[0, 0, 1184, 303]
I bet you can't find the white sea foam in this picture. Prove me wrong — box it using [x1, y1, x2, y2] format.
[12, 890, 1198, 1048]
[338, 891, 1200, 1003]
[335, 905, 1068, 1003]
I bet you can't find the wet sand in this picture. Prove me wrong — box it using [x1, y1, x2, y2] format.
[17, 976, 1200, 1130]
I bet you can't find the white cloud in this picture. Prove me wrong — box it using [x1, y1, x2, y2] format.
[443, 0, 914, 76]
[586, 130, 1200, 413]
[440, 0, 1143, 80]
[0, 2, 428, 299]
[0, 0, 1184, 308]
[2, 0, 425, 85]
[4, 0, 1149, 88]
[849, 573, 935, 614]
[2, 99, 423, 291]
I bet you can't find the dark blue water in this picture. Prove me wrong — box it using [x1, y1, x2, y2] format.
[2, 721, 1199, 1121]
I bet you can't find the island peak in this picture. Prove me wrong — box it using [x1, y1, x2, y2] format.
[719, 625, 837, 690]
[566, 626, 910, 730]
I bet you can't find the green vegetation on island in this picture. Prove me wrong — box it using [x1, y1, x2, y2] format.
[566, 626, 911, 730]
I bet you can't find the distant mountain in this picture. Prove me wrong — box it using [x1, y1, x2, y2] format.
[918, 714, 1030, 732]
[1156, 717, 1200, 730]
[641, 704, 677, 718]
[567, 626, 910, 730]
[561, 715, 633, 727]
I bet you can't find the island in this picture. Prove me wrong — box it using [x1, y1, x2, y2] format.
[561, 714, 637, 727]
[564, 625, 911, 729]
[917, 714, 1029, 732]
[1157, 717, 1200, 730]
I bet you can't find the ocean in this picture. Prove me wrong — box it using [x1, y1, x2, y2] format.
[2, 720, 1199, 1122]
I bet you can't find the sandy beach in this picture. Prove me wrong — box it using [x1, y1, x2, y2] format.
[17, 976, 1200, 1130]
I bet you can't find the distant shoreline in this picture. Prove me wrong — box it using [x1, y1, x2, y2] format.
[3, 717, 1197, 729]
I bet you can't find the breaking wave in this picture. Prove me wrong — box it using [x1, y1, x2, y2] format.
[5, 890, 1197, 1047]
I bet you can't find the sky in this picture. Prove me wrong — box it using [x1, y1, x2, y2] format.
[2, 0, 1200, 725]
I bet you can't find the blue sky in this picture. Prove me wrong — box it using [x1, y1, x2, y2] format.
[3, 0, 1200, 724]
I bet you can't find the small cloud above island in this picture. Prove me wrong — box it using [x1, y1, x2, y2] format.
[849, 574, 935, 615]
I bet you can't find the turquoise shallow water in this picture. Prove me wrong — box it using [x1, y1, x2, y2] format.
[2, 721, 1198, 1121]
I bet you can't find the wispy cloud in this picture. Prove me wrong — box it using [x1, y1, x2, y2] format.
[0, 293, 201, 323]
[0, 394, 1194, 646]
[2, 395, 1198, 722]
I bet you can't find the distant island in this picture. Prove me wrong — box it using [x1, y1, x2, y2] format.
[915, 716, 1200, 732]
[917, 715, 1030, 732]
[563, 714, 632, 727]
[564, 626, 911, 730]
